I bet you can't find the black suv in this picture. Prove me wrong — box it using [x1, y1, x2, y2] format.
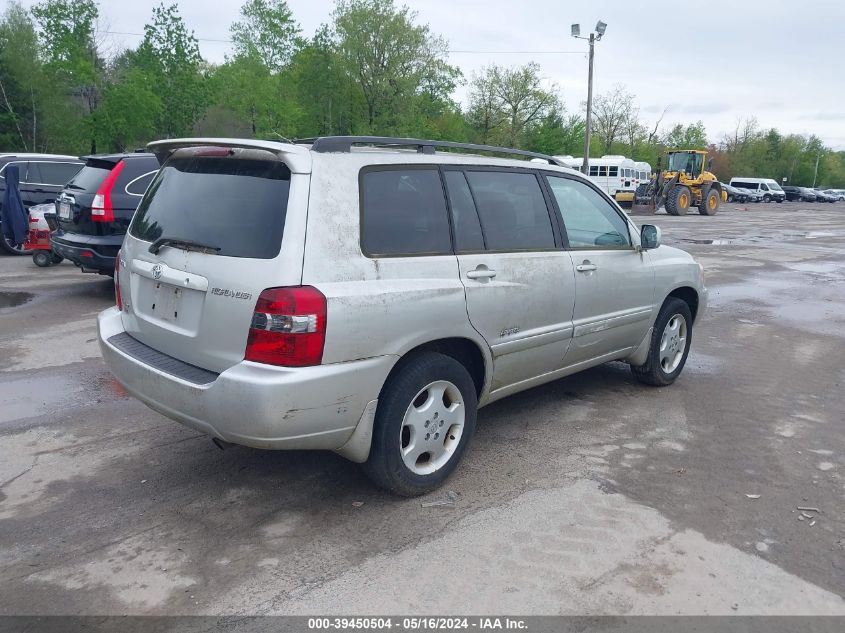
[0, 153, 84, 254]
[52, 152, 159, 274]
[781, 186, 804, 202]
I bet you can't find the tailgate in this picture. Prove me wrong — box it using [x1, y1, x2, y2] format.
[117, 147, 311, 373]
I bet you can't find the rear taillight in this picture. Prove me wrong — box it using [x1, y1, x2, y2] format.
[114, 250, 123, 311]
[92, 160, 126, 222]
[244, 287, 326, 367]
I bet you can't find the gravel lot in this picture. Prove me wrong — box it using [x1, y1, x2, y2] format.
[1, 201, 843, 615]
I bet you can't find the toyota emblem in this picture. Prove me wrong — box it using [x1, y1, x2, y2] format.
[152, 264, 163, 280]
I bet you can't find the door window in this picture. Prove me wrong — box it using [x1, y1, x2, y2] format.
[443, 171, 484, 252]
[463, 171, 555, 251]
[360, 168, 452, 256]
[547, 176, 631, 249]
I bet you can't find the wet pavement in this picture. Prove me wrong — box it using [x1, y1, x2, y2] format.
[0, 201, 843, 615]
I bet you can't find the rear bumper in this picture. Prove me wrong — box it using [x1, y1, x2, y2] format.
[615, 191, 635, 202]
[97, 307, 396, 450]
[52, 232, 122, 272]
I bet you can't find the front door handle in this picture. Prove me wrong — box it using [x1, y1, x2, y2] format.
[466, 267, 497, 280]
[576, 262, 597, 272]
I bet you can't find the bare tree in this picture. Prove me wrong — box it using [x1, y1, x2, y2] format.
[591, 84, 634, 154]
[646, 106, 668, 146]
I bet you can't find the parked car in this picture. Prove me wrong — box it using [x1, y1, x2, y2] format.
[798, 187, 818, 202]
[781, 185, 804, 202]
[729, 177, 786, 203]
[98, 136, 708, 495]
[736, 187, 763, 202]
[813, 190, 835, 203]
[721, 182, 748, 203]
[51, 152, 159, 275]
[823, 189, 845, 201]
[0, 153, 83, 254]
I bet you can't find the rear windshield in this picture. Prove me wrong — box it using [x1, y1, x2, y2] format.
[129, 156, 291, 259]
[66, 165, 111, 192]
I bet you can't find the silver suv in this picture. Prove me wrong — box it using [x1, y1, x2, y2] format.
[98, 136, 707, 495]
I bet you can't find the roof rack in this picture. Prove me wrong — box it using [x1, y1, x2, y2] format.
[293, 136, 566, 167]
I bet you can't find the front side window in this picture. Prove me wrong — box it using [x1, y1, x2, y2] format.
[361, 168, 452, 256]
[464, 171, 555, 251]
[547, 176, 631, 249]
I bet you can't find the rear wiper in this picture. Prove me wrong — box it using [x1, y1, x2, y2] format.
[148, 237, 221, 255]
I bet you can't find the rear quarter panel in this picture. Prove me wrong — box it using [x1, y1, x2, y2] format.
[301, 153, 492, 376]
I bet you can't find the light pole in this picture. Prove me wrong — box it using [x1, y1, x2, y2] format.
[572, 20, 607, 175]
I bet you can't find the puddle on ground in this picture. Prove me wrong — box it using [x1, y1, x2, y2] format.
[0, 291, 33, 310]
[0, 374, 84, 424]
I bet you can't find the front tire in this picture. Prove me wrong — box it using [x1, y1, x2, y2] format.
[666, 185, 691, 216]
[631, 298, 693, 386]
[763, 194, 771, 203]
[363, 352, 478, 496]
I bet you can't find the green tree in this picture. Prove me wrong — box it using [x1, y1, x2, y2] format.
[31, 0, 102, 150]
[230, 0, 301, 72]
[0, 2, 42, 150]
[137, 3, 206, 137]
[467, 63, 560, 148]
[332, 0, 459, 132]
[662, 121, 707, 149]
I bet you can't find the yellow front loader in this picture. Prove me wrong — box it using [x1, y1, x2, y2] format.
[634, 150, 725, 215]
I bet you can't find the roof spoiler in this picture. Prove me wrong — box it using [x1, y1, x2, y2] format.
[146, 138, 312, 173]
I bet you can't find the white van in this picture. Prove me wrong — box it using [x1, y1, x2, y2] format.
[556, 155, 638, 204]
[729, 177, 785, 203]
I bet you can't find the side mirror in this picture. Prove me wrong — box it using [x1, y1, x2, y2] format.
[641, 224, 661, 250]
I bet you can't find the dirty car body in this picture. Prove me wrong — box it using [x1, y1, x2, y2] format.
[98, 136, 707, 495]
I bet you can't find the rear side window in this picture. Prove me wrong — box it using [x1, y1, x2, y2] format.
[125, 171, 156, 196]
[34, 161, 81, 186]
[66, 165, 111, 192]
[130, 156, 290, 259]
[609, 166, 618, 177]
[360, 168, 452, 256]
[464, 171, 555, 251]
[589, 166, 598, 177]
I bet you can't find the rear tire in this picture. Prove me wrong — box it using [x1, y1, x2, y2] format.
[363, 352, 478, 496]
[32, 250, 52, 267]
[0, 234, 31, 255]
[699, 188, 720, 215]
[666, 186, 691, 216]
[631, 297, 693, 387]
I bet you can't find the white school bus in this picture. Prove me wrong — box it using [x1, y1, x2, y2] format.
[554, 155, 641, 204]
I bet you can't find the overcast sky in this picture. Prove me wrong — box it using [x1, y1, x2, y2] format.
[23, 0, 845, 149]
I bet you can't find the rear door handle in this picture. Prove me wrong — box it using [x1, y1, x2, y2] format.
[466, 268, 497, 280]
[576, 263, 597, 272]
